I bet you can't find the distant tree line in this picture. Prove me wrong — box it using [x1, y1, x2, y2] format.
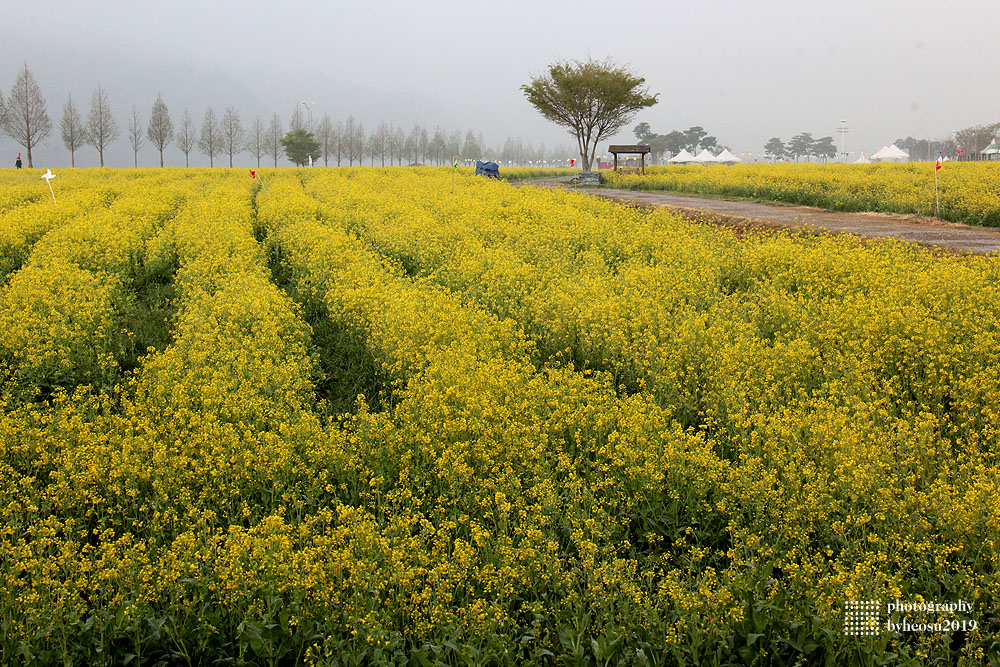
[0, 63, 572, 168]
[633, 123, 725, 163]
[891, 120, 1000, 161]
[762, 133, 837, 163]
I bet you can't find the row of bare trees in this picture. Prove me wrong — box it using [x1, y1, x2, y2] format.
[2, 63, 572, 168]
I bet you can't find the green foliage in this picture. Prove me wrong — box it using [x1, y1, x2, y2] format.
[787, 132, 815, 161]
[522, 58, 657, 170]
[280, 128, 321, 167]
[633, 121, 652, 144]
[764, 137, 786, 159]
[813, 136, 837, 160]
[684, 126, 708, 153]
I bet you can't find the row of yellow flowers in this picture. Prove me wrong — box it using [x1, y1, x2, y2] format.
[0, 173, 192, 396]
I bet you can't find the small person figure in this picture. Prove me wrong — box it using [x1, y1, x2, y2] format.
[15, 153, 22, 169]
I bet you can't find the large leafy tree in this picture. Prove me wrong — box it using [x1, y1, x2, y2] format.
[633, 121, 653, 144]
[280, 128, 320, 167]
[662, 130, 687, 155]
[788, 132, 815, 162]
[764, 137, 786, 161]
[5, 63, 52, 168]
[683, 126, 707, 153]
[522, 58, 657, 171]
[813, 136, 837, 161]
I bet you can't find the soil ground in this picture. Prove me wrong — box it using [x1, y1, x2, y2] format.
[523, 177, 1000, 255]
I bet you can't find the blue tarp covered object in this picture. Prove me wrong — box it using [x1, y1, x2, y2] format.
[475, 160, 501, 179]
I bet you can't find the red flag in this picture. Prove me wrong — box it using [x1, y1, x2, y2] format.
[935, 158, 941, 171]
[249, 169, 257, 179]
[570, 159, 575, 167]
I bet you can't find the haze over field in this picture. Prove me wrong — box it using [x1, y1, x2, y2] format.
[2, 0, 999, 167]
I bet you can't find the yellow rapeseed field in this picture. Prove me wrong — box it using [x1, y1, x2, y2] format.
[604, 162, 1000, 226]
[0, 167, 997, 665]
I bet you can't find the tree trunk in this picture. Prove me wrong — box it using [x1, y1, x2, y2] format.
[99, 147, 104, 168]
[27, 146, 33, 169]
[71, 149, 75, 168]
[160, 150, 164, 167]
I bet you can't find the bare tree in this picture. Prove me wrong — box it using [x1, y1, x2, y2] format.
[343, 116, 356, 166]
[334, 121, 344, 166]
[392, 125, 405, 166]
[198, 108, 222, 167]
[406, 125, 424, 165]
[344, 115, 365, 166]
[447, 129, 463, 164]
[220, 106, 245, 168]
[5, 63, 52, 168]
[315, 114, 334, 166]
[267, 113, 283, 168]
[289, 105, 306, 132]
[373, 121, 391, 167]
[417, 126, 429, 164]
[366, 132, 379, 166]
[247, 115, 265, 168]
[177, 110, 195, 167]
[462, 129, 482, 160]
[86, 84, 119, 167]
[60, 94, 85, 167]
[147, 94, 173, 167]
[128, 104, 145, 168]
[0, 90, 5, 131]
[430, 126, 446, 166]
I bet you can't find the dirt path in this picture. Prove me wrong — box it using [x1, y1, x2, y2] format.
[524, 177, 1000, 255]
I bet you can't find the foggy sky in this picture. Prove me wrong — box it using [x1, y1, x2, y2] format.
[2, 0, 999, 168]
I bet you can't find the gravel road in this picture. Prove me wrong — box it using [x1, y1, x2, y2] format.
[523, 178, 1000, 255]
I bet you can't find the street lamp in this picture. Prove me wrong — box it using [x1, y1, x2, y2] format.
[300, 100, 316, 130]
[837, 119, 850, 162]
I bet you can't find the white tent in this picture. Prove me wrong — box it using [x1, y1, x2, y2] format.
[668, 149, 696, 164]
[981, 140, 999, 155]
[854, 152, 871, 164]
[870, 144, 909, 161]
[693, 148, 721, 164]
[714, 148, 742, 164]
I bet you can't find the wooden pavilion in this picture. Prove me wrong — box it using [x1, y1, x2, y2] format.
[608, 144, 651, 174]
